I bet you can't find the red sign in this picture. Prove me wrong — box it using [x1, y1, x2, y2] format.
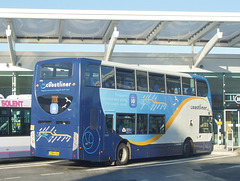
[0, 100, 24, 107]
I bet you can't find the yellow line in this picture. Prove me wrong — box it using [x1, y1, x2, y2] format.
[128, 134, 163, 146]
[143, 98, 167, 105]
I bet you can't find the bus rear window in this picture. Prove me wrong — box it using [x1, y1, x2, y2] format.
[41, 63, 73, 79]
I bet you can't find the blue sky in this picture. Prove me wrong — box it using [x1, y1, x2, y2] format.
[1, 0, 240, 54]
[1, 0, 240, 12]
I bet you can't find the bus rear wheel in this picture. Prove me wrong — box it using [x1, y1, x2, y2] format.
[116, 143, 129, 165]
[183, 139, 192, 157]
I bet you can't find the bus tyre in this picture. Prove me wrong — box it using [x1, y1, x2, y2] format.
[116, 143, 129, 166]
[183, 140, 192, 157]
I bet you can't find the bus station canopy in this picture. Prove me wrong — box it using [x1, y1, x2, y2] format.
[1, 9, 240, 66]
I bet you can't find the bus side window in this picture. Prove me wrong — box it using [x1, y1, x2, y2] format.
[182, 77, 196, 96]
[199, 116, 212, 133]
[101, 66, 115, 89]
[149, 114, 165, 134]
[116, 113, 135, 134]
[11, 109, 31, 136]
[137, 71, 147, 92]
[137, 114, 147, 134]
[116, 68, 135, 90]
[149, 73, 165, 93]
[0, 117, 9, 136]
[105, 114, 113, 133]
[197, 80, 208, 97]
[84, 64, 100, 87]
[166, 75, 181, 95]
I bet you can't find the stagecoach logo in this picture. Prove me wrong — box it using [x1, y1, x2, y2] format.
[234, 94, 240, 104]
[41, 81, 72, 89]
[82, 126, 100, 154]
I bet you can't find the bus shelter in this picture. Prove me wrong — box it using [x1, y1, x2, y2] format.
[1, 9, 240, 147]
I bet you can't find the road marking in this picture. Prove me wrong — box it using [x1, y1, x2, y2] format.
[3, 177, 21, 180]
[41, 172, 64, 176]
[87, 155, 235, 172]
[0, 160, 62, 170]
[166, 174, 182, 178]
[219, 164, 240, 170]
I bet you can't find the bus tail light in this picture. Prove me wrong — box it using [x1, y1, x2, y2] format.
[72, 132, 79, 151]
[30, 130, 36, 149]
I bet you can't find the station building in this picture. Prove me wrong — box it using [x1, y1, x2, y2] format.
[1, 9, 240, 146]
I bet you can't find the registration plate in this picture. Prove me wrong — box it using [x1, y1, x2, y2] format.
[49, 151, 59, 156]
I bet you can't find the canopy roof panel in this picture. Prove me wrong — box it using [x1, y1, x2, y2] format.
[0, 9, 240, 47]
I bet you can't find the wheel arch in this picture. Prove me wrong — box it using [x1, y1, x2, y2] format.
[183, 137, 194, 155]
[116, 139, 132, 160]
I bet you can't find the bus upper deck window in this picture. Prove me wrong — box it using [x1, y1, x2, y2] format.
[101, 66, 115, 89]
[84, 64, 100, 87]
[41, 63, 73, 79]
[182, 77, 196, 96]
[149, 73, 165, 93]
[197, 80, 208, 97]
[166, 75, 181, 95]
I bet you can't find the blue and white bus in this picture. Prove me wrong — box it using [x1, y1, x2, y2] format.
[30, 58, 213, 165]
[0, 94, 31, 159]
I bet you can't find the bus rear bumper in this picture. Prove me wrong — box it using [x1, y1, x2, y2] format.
[35, 147, 78, 160]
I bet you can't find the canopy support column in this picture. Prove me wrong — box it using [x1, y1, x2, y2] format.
[6, 25, 17, 66]
[194, 28, 223, 67]
[104, 27, 119, 61]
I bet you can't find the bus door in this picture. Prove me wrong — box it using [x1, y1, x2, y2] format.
[103, 112, 115, 161]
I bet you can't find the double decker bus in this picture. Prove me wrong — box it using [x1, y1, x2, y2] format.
[30, 58, 213, 165]
[0, 94, 31, 158]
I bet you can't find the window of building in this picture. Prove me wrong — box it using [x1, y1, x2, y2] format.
[149, 114, 165, 134]
[116, 68, 135, 90]
[199, 116, 212, 133]
[182, 77, 196, 96]
[101, 66, 115, 89]
[116, 113, 135, 134]
[137, 114, 148, 134]
[137, 71, 148, 92]
[166, 75, 181, 95]
[149, 73, 165, 93]
[17, 72, 33, 95]
[84, 64, 100, 87]
[197, 80, 208, 97]
[0, 72, 12, 98]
